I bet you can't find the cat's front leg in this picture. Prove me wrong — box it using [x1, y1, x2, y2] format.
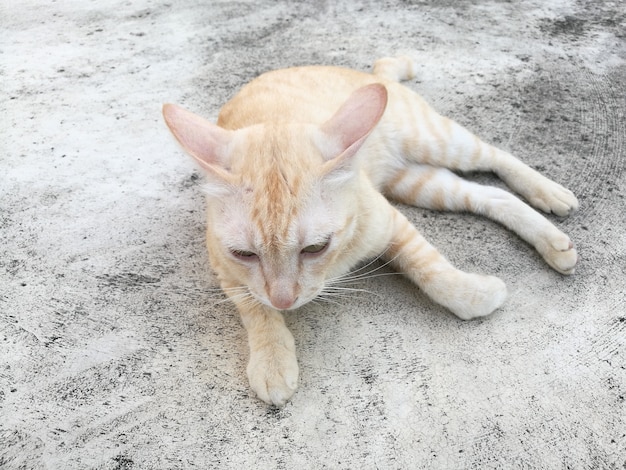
[383, 206, 507, 320]
[234, 299, 299, 406]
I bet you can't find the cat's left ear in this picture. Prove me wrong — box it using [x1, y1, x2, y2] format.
[318, 83, 388, 174]
[162, 103, 234, 181]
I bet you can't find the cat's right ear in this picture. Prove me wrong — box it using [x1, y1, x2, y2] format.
[162, 104, 234, 181]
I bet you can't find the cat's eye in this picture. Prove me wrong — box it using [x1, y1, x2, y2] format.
[231, 249, 257, 260]
[301, 239, 330, 255]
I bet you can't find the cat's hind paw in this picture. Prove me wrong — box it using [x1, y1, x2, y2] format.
[538, 231, 578, 275]
[247, 346, 299, 407]
[527, 178, 579, 217]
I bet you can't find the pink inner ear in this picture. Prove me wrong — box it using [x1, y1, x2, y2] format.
[162, 103, 234, 172]
[320, 83, 388, 155]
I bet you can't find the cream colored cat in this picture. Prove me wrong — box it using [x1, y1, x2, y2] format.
[163, 56, 578, 406]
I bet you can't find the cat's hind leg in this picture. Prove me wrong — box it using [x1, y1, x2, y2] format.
[384, 165, 577, 274]
[394, 96, 579, 216]
[383, 206, 507, 320]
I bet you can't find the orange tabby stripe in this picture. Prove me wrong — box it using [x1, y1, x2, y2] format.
[469, 135, 483, 167]
[406, 167, 437, 203]
[430, 188, 446, 211]
[421, 115, 444, 165]
[386, 167, 410, 190]
[386, 211, 447, 284]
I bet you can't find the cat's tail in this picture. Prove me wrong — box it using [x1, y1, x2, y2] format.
[373, 56, 418, 82]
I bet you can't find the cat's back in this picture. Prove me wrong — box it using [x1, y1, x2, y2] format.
[217, 66, 381, 129]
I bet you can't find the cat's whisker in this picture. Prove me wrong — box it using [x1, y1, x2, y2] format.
[327, 259, 400, 287]
[323, 292, 354, 297]
[327, 250, 401, 286]
[329, 271, 402, 286]
[322, 291, 382, 301]
[318, 281, 383, 303]
[227, 292, 254, 302]
[312, 295, 343, 306]
[205, 286, 249, 301]
[215, 288, 257, 307]
[236, 298, 258, 310]
[336, 249, 391, 278]
[220, 285, 248, 292]
[203, 285, 247, 294]
[323, 286, 377, 295]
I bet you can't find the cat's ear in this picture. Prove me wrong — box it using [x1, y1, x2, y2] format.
[162, 103, 234, 180]
[318, 83, 388, 174]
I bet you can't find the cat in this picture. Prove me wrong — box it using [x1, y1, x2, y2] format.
[162, 56, 578, 406]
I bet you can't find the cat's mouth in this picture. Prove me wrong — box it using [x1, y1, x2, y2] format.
[257, 297, 305, 311]
[252, 289, 320, 311]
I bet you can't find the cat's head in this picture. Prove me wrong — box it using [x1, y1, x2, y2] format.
[163, 84, 387, 310]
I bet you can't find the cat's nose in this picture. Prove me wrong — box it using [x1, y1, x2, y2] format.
[270, 294, 298, 310]
[267, 279, 299, 310]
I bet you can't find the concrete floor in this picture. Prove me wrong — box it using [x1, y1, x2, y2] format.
[1, 0, 625, 468]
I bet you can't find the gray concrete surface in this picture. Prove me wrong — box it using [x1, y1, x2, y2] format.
[2, 0, 625, 468]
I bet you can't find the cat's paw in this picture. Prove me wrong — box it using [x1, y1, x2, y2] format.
[537, 230, 578, 274]
[247, 345, 299, 407]
[433, 272, 507, 320]
[526, 177, 579, 217]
